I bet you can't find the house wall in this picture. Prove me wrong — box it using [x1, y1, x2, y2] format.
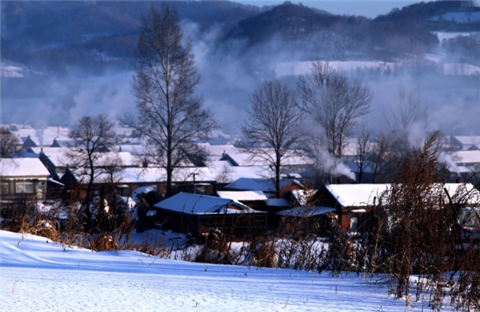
[198, 213, 267, 238]
[278, 213, 337, 237]
[0, 179, 47, 202]
[279, 183, 302, 197]
[152, 207, 267, 238]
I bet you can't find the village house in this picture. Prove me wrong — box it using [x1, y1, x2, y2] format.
[61, 165, 217, 199]
[316, 182, 480, 233]
[450, 135, 480, 151]
[0, 158, 50, 202]
[440, 150, 480, 183]
[25, 147, 71, 180]
[152, 192, 267, 238]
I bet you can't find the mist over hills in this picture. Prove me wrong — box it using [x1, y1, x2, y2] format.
[1, 1, 479, 136]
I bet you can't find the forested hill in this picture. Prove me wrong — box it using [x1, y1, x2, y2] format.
[221, 1, 439, 60]
[375, 0, 480, 31]
[0, 1, 260, 73]
[1, 1, 478, 76]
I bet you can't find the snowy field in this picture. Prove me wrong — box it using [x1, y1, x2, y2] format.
[275, 58, 480, 77]
[0, 230, 422, 312]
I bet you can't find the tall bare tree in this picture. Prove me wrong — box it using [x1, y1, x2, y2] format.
[66, 114, 117, 221]
[370, 132, 393, 183]
[241, 80, 304, 198]
[298, 61, 373, 158]
[126, 4, 216, 197]
[354, 127, 372, 183]
[0, 126, 22, 158]
[385, 85, 429, 153]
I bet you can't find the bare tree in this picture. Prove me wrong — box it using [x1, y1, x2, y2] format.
[354, 127, 372, 183]
[384, 84, 429, 153]
[66, 114, 117, 222]
[125, 4, 216, 197]
[241, 80, 304, 198]
[0, 126, 22, 158]
[298, 61, 373, 158]
[370, 132, 393, 183]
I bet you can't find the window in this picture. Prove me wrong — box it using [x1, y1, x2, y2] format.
[350, 215, 359, 232]
[15, 181, 34, 194]
[116, 185, 131, 197]
[1, 181, 9, 194]
[36, 182, 45, 199]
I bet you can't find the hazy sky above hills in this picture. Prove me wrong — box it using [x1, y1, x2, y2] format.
[237, 0, 418, 18]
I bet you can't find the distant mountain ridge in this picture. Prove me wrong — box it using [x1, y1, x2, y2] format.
[221, 1, 441, 61]
[375, 0, 480, 31]
[1, 0, 478, 76]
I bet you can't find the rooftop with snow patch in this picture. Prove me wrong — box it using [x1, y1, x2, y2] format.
[0, 158, 50, 178]
[154, 192, 259, 215]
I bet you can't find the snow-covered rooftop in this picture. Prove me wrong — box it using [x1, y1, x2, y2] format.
[225, 178, 302, 193]
[452, 135, 480, 147]
[327, 183, 480, 207]
[452, 150, 480, 164]
[10, 125, 70, 147]
[154, 192, 258, 215]
[216, 190, 267, 201]
[277, 206, 336, 217]
[0, 158, 50, 178]
[208, 160, 274, 182]
[29, 147, 70, 167]
[327, 184, 392, 207]
[93, 167, 217, 184]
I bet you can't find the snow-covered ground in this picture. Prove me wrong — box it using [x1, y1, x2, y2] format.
[0, 230, 417, 311]
[433, 31, 476, 43]
[275, 60, 396, 77]
[275, 58, 480, 77]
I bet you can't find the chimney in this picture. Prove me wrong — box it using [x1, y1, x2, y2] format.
[456, 177, 464, 184]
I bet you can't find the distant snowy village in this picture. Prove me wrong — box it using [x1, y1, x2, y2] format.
[2, 122, 480, 233]
[2, 1, 480, 311]
[0, 121, 479, 226]
[2, 122, 480, 311]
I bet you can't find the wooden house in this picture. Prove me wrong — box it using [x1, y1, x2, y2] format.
[0, 158, 50, 202]
[319, 183, 480, 233]
[153, 192, 267, 238]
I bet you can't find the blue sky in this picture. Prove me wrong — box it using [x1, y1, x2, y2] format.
[235, 1, 419, 18]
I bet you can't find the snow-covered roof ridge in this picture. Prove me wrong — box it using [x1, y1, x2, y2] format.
[216, 190, 268, 201]
[278, 206, 336, 217]
[224, 178, 303, 193]
[69, 166, 217, 184]
[451, 150, 480, 164]
[154, 192, 259, 215]
[327, 184, 392, 207]
[0, 158, 50, 178]
[327, 183, 480, 207]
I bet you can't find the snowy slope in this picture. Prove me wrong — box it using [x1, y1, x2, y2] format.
[0, 230, 417, 312]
